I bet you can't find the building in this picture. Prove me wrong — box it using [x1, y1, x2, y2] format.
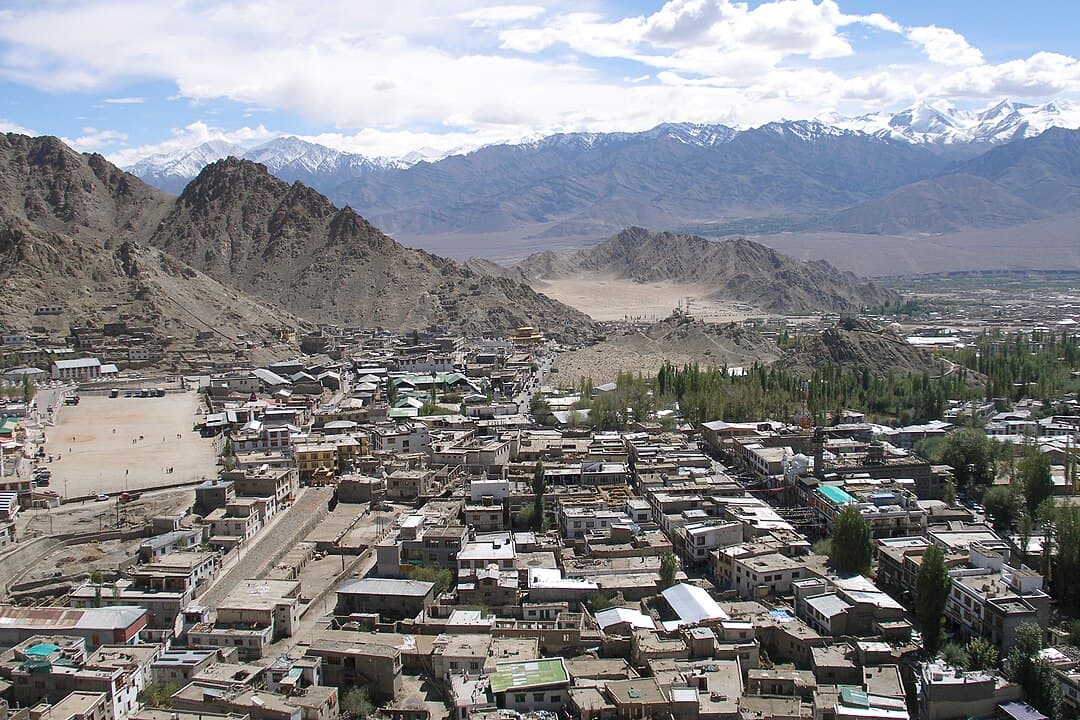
[0, 607, 147, 649]
[489, 657, 569, 713]
[215, 579, 301, 641]
[51, 358, 102, 381]
[334, 578, 435, 620]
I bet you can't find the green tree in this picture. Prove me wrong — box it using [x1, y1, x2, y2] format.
[531, 461, 547, 531]
[1069, 619, 1080, 649]
[939, 642, 968, 668]
[659, 552, 678, 589]
[342, 687, 375, 720]
[139, 682, 179, 708]
[828, 506, 874, 575]
[940, 428, 996, 490]
[1053, 506, 1080, 611]
[405, 566, 453, 596]
[585, 592, 613, 613]
[1003, 624, 1060, 719]
[22, 375, 34, 404]
[965, 638, 999, 671]
[90, 570, 104, 608]
[982, 485, 1019, 531]
[916, 545, 951, 655]
[1020, 449, 1053, 518]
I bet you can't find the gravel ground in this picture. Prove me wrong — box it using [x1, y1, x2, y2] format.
[43, 392, 218, 498]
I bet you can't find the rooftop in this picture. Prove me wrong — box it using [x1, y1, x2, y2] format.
[489, 657, 569, 693]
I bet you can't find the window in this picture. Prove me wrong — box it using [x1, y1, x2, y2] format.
[515, 694, 526, 703]
[533, 693, 545, 702]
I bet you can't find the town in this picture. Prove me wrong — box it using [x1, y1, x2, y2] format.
[0, 307, 1079, 720]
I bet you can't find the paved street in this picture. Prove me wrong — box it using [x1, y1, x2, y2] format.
[200, 486, 333, 607]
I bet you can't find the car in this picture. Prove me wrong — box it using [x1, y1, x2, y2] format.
[96, 494, 110, 501]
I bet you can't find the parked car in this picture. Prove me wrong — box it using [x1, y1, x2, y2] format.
[96, 493, 109, 501]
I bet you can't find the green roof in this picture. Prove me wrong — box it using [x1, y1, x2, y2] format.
[26, 643, 59, 656]
[489, 658, 569, 694]
[817, 485, 856, 506]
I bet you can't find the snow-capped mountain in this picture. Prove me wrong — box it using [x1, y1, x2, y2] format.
[125, 137, 417, 194]
[125, 98, 1080, 196]
[829, 98, 1080, 147]
[239, 136, 413, 188]
[127, 140, 246, 193]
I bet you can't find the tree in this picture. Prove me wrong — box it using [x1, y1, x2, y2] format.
[940, 428, 995, 490]
[1023, 660, 1063, 720]
[90, 570, 104, 608]
[982, 485, 1018, 531]
[659, 552, 678, 589]
[1003, 624, 1060, 719]
[965, 638, 999, 671]
[939, 642, 967, 668]
[828, 506, 873, 575]
[406, 566, 452, 596]
[916, 545, 951, 655]
[585, 592, 613, 613]
[139, 682, 179, 708]
[531, 461, 547, 531]
[1053, 506, 1080, 611]
[22, 375, 34, 404]
[342, 687, 375, 720]
[1069, 619, 1080, 649]
[1020, 449, 1053, 518]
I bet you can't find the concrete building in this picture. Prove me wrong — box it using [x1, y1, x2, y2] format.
[334, 578, 435, 620]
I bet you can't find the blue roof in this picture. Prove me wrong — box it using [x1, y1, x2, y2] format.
[817, 486, 856, 506]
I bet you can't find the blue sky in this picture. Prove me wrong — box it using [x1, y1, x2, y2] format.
[0, 0, 1077, 163]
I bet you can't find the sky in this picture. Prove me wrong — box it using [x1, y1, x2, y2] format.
[0, 0, 1078, 164]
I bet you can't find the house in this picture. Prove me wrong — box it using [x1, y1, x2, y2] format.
[489, 657, 569, 712]
[51, 358, 102, 381]
[334, 578, 435, 620]
[0, 607, 147, 649]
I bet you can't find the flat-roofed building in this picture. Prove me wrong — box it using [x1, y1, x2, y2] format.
[0, 607, 147, 650]
[334, 578, 434, 621]
[216, 579, 301, 641]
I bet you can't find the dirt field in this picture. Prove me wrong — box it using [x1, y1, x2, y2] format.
[534, 275, 765, 322]
[43, 392, 218, 498]
[553, 318, 780, 384]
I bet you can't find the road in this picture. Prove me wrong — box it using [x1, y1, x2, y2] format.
[513, 345, 556, 411]
[200, 486, 333, 607]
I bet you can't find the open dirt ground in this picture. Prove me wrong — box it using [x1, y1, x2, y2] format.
[533, 275, 767, 322]
[43, 392, 219, 498]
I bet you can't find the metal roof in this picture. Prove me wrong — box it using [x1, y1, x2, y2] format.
[660, 583, 729, 626]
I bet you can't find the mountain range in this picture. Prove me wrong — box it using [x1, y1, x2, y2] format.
[127, 136, 416, 195]
[0, 133, 594, 341]
[122, 98, 1080, 272]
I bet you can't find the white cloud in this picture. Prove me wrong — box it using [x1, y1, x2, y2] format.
[907, 25, 983, 67]
[458, 4, 545, 27]
[107, 121, 274, 166]
[103, 96, 144, 104]
[0, 0, 1076, 159]
[62, 126, 128, 152]
[0, 117, 35, 135]
[932, 52, 1080, 99]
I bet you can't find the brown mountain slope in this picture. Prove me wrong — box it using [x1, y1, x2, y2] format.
[0, 134, 304, 341]
[517, 227, 900, 314]
[149, 158, 595, 339]
[780, 318, 950, 377]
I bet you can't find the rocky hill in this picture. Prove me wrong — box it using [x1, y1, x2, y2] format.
[781, 318, 950, 377]
[516, 227, 899, 314]
[0, 133, 303, 341]
[148, 158, 594, 338]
